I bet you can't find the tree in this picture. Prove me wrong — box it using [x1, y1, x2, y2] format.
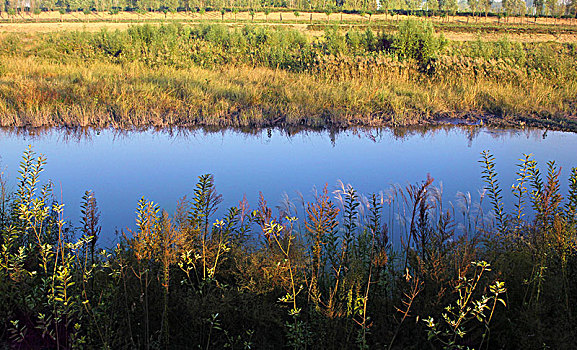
[40, 0, 57, 10]
[545, 0, 559, 21]
[324, 6, 333, 22]
[8, 8, 16, 22]
[393, 19, 446, 66]
[83, 7, 92, 22]
[109, 7, 119, 21]
[164, 0, 178, 17]
[405, 0, 421, 16]
[502, 0, 513, 21]
[569, 0, 577, 17]
[68, 0, 87, 11]
[426, 0, 438, 16]
[479, 0, 492, 18]
[381, 0, 392, 15]
[58, 7, 66, 21]
[181, 0, 190, 13]
[545, 0, 555, 15]
[534, 0, 544, 16]
[446, 0, 457, 19]
[514, 0, 526, 23]
[468, 0, 479, 19]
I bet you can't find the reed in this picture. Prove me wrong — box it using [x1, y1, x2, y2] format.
[1, 147, 576, 348]
[0, 23, 576, 131]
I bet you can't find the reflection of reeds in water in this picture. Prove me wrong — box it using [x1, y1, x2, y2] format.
[0, 147, 576, 348]
[0, 124, 555, 158]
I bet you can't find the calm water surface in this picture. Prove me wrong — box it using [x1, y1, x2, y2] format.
[1, 127, 576, 246]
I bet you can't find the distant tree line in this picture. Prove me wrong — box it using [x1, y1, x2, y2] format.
[1, 0, 576, 20]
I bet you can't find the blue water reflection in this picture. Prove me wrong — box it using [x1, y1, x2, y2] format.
[0, 127, 575, 247]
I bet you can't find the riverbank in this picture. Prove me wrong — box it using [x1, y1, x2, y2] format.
[1, 22, 576, 131]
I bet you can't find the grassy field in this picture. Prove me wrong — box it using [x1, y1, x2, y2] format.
[2, 9, 577, 26]
[2, 10, 577, 39]
[0, 16, 576, 131]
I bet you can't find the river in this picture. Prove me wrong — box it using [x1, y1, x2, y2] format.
[1, 126, 575, 246]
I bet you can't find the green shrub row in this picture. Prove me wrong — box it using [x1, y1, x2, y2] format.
[3, 21, 574, 79]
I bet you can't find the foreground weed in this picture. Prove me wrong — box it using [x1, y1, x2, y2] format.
[0, 147, 576, 348]
[424, 261, 506, 350]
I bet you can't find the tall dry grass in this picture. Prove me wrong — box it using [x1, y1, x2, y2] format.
[0, 23, 576, 130]
[0, 55, 576, 130]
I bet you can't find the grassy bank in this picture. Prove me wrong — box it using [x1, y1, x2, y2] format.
[0, 147, 576, 348]
[1, 22, 577, 130]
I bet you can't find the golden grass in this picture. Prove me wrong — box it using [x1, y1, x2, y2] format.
[1, 54, 575, 130]
[443, 32, 577, 43]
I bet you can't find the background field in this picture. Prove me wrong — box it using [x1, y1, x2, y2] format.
[1, 9, 577, 42]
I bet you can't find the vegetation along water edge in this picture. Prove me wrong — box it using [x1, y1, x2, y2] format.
[0, 146, 576, 348]
[1, 20, 576, 131]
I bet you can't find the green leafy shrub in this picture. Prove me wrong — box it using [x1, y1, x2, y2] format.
[393, 19, 447, 67]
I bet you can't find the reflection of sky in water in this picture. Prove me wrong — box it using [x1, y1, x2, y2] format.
[0, 127, 576, 247]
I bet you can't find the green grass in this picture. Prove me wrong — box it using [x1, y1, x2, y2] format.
[307, 20, 577, 35]
[0, 22, 576, 130]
